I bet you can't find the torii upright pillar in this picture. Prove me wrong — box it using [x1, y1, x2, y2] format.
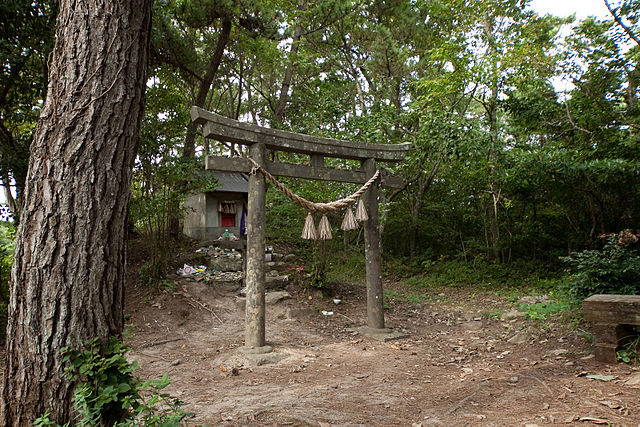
[244, 142, 268, 351]
[363, 158, 384, 330]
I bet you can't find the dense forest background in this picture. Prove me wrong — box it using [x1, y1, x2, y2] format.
[1, 0, 639, 308]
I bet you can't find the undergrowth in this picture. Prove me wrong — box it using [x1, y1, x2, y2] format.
[617, 326, 640, 364]
[396, 259, 565, 294]
[0, 221, 15, 345]
[34, 337, 191, 426]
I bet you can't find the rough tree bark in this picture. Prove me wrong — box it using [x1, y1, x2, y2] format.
[0, 1, 151, 425]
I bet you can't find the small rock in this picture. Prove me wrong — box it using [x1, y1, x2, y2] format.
[265, 291, 291, 304]
[210, 257, 242, 272]
[519, 295, 548, 304]
[283, 254, 296, 262]
[501, 309, 525, 321]
[507, 331, 529, 345]
[171, 359, 181, 366]
[509, 376, 519, 383]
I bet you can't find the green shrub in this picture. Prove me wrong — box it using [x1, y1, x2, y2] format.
[35, 337, 191, 426]
[563, 231, 640, 300]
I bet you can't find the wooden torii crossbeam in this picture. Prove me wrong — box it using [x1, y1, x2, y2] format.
[192, 107, 412, 352]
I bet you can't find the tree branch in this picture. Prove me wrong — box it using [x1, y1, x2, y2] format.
[604, 0, 640, 45]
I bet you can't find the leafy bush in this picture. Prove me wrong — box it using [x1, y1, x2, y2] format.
[35, 337, 191, 426]
[563, 230, 640, 300]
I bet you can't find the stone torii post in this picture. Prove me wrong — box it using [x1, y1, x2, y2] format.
[191, 107, 411, 354]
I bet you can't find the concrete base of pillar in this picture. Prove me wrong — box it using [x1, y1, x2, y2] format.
[239, 345, 273, 354]
[354, 326, 408, 342]
[239, 345, 287, 365]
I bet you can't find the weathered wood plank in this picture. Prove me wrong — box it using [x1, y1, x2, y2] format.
[582, 294, 640, 363]
[583, 294, 640, 325]
[205, 155, 406, 189]
[311, 154, 324, 168]
[192, 106, 411, 162]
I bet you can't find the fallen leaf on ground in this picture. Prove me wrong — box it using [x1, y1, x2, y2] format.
[577, 416, 610, 424]
[624, 372, 640, 387]
[599, 400, 622, 410]
[586, 374, 615, 381]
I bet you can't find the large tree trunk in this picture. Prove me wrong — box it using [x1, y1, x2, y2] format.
[0, 1, 151, 425]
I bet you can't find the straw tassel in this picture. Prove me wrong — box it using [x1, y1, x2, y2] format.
[341, 207, 358, 231]
[317, 215, 333, 240]
[301, 212, 318, 240]
[355, 198, 368, 221]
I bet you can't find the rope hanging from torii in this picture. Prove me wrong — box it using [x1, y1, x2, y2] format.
[247, 157, 379, 240]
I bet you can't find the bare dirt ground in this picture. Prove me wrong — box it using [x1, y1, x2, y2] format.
[125, 256, 640, 426]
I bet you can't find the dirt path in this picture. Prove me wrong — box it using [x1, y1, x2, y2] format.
[125, 277, 640, 426]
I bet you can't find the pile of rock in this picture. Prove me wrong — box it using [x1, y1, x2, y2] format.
[186, 244, 296, 294]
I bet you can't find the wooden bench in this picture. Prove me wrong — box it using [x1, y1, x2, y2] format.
[582, 294, 640, 363]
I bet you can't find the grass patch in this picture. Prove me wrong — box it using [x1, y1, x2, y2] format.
[396, 259, 565, 294]
[482, 309, 503, 320]
[383, 289, 431, 307]
[324, 250, 366, 284]
[518, 301, 571, 320]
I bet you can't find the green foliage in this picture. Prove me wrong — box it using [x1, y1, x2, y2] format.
[399, 259, 562, 292]
[563, 231, 640, 300]
[0, 0, 57, 206]
[265, 183, 307, 244]
[0, 221, 15, 344]
[482, 309, 503, 320]
[518, 301, 571, 320]
[138, 261, 165, 286]
[324, 250, 366, 284]
[617, 327, 640, 364]
[35, 337, 191, 426]
[383, 289, 430, 306]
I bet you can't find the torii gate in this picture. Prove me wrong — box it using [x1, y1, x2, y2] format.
[191, 107, 411, 354]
